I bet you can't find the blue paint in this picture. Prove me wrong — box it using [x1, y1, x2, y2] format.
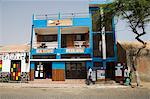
[89, 0, 113, 4]
[33, 18, 92, 28]
[112, 16, 118, 61]
[86, 61, 92, 70]
[89, 14, 93, 58]
[30, 62, 35, 69]
[58, 13, 61, 50]
[31, 48, 92, 55]
[58, 26, 61, 49]
[56, 53, 61, 59]
[73, 18, 91, 26]
[93, 57, 117, 63]
[33, 20, 47, 28]
[52, 62, 65, 69]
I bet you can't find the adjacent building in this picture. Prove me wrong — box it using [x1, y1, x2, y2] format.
[0, 44, 29, 81]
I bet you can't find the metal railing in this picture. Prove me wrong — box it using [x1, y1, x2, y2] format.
[32, 42, 58, 49]
[34, 12, 90, 20]
[32, 41, 89, 49]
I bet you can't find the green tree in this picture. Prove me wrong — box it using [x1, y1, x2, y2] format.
[107, 0, 150, 86]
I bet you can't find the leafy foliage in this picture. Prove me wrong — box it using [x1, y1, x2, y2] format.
[107, 0, 150, 46]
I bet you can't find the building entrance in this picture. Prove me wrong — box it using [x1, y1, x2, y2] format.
[35, 62, 52, 79]
[10, 60, 21, 81]
[66, 62, 87, 79]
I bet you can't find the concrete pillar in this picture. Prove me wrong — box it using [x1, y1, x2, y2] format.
[30, 62, 35, 81]
[100, 7, 106, 60]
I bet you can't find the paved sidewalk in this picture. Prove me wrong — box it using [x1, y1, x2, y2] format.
[0, 83, 128, 89]
[131, 82, 150, 89]
[1, 80, 149, 89]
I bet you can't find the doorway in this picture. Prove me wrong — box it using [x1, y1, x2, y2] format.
[35, 62, 52, 79]
[10, 60, 21, 81]
[66, 62, 87, 79]
[105, 62, 115, 80]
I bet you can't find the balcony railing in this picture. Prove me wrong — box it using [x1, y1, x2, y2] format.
[74, 41, 89, 48]
[32, 41, 89, 49]
[34, 13, 90, 20]
[31, 47, 92, 55]
[32, 42, 58, 49]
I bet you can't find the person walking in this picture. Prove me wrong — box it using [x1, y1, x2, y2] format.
[87, 66, 93, 85]
[124, 66, 130, 86]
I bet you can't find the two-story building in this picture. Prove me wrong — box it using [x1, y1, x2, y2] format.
[30, 13, 93, 81]
[30, 0, 117, 81]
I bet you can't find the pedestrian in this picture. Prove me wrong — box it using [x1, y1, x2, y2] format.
[124, 66, 129, 82]
[124, 66, 131, 86]
[87, 66, 93, 85]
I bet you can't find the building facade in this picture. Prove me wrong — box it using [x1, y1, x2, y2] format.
[0, 45, 30, 81]
[30, 0, 117, 81]
[89, 0, 117, 81]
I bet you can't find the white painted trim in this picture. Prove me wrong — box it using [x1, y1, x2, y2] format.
[30, 58, 92, 62]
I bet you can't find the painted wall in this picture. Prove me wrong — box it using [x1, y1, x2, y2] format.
[1, 52, 29, 72]
[121, 42, 150, 82]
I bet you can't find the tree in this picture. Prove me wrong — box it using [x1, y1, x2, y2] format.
[106, 0, 150, 86]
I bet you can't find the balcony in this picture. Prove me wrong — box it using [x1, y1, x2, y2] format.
[61, 27, 90, 48]
[31, 26, 91, 55]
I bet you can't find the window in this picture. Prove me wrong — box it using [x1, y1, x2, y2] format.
[93, 34, 102, 57]
[37, 35, 57, 42]
[106, 33, 114, 57]
[74, 34, 85, 41]
[66, 62, 86, 79]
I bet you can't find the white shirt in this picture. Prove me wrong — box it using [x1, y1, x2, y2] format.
[124, 69, 129, 77]
[88, 68, 92, 77]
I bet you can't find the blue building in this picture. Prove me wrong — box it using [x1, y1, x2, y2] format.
[30, 0, 117, 81]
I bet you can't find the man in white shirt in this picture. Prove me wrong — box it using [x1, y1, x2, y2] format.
[87, 67, 93, 85]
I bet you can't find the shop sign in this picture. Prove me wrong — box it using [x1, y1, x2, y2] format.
[97, 70, 105, 80]
[2, 53, 25, 60]
[66, 48, 84, 53]
[115, 65, 123, 76]
[36, 49, 54, 53]
[47, 19, 72, 26]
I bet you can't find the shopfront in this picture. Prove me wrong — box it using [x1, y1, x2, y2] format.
[65, 62, 87, 79]
[10, 60, 21, 81]
[34, 61, 52, 79]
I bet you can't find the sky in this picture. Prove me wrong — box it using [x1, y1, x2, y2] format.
[0, 0, 149, 46]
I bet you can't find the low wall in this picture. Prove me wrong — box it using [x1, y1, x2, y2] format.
[119, 42, 150, 82]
